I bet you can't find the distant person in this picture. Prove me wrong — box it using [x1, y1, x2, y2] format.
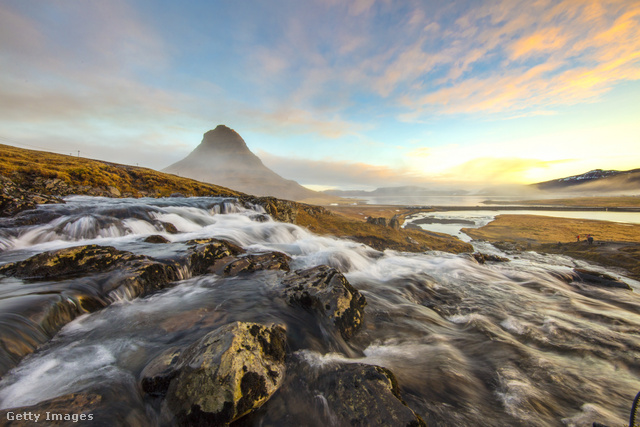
[587, 234, 594, 245]
[576, 235, 580, 242]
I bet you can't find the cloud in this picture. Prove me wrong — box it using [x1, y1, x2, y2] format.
[393, 0, 640, 117]
[257, 150, 426, 188]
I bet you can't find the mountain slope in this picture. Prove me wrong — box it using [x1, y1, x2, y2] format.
[534, 169, 640, 193]
[163, 125, 338, 203]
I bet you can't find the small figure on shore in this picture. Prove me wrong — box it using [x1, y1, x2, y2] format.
[576, 235, 580, 242]
[587, 234, 594, 245]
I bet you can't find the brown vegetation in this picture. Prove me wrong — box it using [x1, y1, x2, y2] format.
[464, 214, 640, 281]
[463, 214, 640, 244]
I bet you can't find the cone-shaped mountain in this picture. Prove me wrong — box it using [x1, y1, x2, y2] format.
[164, 125, 332, 202]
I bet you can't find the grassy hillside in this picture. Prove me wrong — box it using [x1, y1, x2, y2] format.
[0, 144, 472, 254]
[0, 143, 243, 198]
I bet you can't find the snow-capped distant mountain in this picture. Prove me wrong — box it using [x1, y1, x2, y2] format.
[535, 168, 640, 192]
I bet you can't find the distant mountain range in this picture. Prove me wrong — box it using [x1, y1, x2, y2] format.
[534, 168, 640, 192]
[323, 186, 469, 197]
[163, 125, 339, 203]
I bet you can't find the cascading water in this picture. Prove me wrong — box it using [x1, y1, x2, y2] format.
[0, 196, 638, 426]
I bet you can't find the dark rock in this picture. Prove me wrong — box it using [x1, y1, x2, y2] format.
[472, 252, 510, 264]
[367, 216, 388, 227]
[0, 176, 63, 217]
[282, 265, 366, 340]
[571, 268, 632, 290]
[170, 192, 186, 198]
[315, 363, 426, 427]
[161, 322, 287, 426]
[0, 245, 141, 280]
[186, 239, 245, 276]
[140, 347, 184, 396]
[389, 215, 401, 230]
[246, 358, 426, 427]
[210, 252, 291, 276]
[144, 235, 170, 244]
[161, 221, 179, 234]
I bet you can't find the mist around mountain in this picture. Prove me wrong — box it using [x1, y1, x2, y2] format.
[323, 186, 470, 197]
[533, 168, 640, 194]
[163, 125, 340, 204]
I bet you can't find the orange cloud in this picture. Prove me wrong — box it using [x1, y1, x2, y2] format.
[391, 0, 640, 117]
[510, 27, 568, 59]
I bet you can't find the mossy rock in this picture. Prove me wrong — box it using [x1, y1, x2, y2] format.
[159, 322, 287, 426]
[282, 265, 366, 340]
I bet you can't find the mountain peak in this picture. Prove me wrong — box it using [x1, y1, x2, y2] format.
[199, 125, 250, 155]
[163, 126, 332, 202]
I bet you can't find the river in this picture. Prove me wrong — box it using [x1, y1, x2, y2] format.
[0, 196, 638, 426]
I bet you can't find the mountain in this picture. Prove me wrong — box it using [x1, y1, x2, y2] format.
[163, 125, 338, 203]
[323, 186, 469, 197]
[534, 168, 640, 193]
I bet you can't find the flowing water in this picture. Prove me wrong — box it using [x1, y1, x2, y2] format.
[0, 196, 639, 426]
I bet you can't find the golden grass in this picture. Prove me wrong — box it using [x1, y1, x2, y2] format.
[463, 214, 640, 244]
[0, 144, 242, 198]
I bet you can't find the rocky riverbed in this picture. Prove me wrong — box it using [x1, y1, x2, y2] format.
[0, 196, 638, 426]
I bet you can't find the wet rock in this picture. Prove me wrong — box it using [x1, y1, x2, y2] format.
[0, 245, 141, 280]
[282, 265, 366, 340]
[144, 234, 170, 244]
[314, 363, 426, 427]
[170, 192, 186, 197]
[161, 221, 179, 234]
[210, 252, 291, 276]
[161, 322, 287, 426]
[141, 347, 184, 396]
[186, 238, 245, 276]
[246, 358, 425, 427]
[571, 268, 632, 290]
[472, 252, 510, 264]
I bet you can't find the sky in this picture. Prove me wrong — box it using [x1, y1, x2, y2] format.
[1, 0, 639, 191]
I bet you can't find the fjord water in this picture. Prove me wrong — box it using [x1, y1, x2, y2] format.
[0, 197, 639, 426]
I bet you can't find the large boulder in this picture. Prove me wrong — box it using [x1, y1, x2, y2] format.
[210, 252, 291, 276]
[244, 358, 426, 427]
[282, 265, 366, 340]
[314, 363, 426, 427]
[186, 238, 244, 276]
[0, 245, 140, 280]
[147, 322, 287, 426]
